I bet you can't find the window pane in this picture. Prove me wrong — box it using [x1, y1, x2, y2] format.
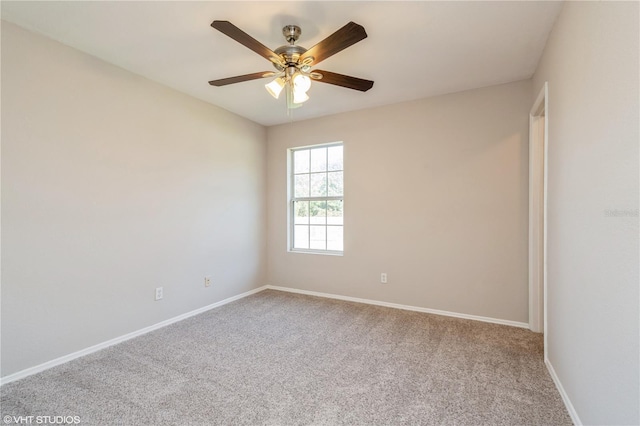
[294, 174, 309, 197]
[328, 145, 343, 171]
[310, 173, 327, 197]
[310, 201, 326, 225]
[327, 226, 343, 251]
[294, 225, 309, 249]
[294, 201, 309, 224]
[328, 171, 343, 196]
[327, 200, 343, 225]
[310, 147, 327, 172]
[310, 226, 326, 250]
[294, 149, 310, 174]
[290, 143, 343, 254]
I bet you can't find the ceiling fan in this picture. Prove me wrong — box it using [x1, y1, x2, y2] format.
[208, 20, 374, 109]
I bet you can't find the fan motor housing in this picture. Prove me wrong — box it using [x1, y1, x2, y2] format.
[274, 44, 307, 68]
[272, 24, 307, 69]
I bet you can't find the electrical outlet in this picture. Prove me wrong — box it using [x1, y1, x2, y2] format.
[205, 276, 211, 287]
[155, 287, 163, 301]
[381, 273, 387, 284]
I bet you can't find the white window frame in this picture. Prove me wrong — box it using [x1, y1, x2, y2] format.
[288, 142, 344, 255]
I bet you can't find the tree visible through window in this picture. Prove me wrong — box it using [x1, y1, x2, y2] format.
[290, 143, 343, 253]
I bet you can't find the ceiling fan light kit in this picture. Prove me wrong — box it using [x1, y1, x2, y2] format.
[208, 20, 374, 110]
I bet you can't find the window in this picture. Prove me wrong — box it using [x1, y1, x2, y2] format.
[290, 143, 343, 254]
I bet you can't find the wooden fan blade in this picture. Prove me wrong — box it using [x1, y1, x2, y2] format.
[211, 20, 283, 67]
[300, 22, 367, 66]
[208, 71, 275, 86]
[312, 70, 374, 92]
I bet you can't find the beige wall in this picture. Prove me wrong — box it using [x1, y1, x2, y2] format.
[1, 22, 267, 376]
[267, 80, 531, 323]
[532, 2, 639, 424]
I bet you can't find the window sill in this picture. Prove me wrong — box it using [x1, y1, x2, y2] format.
[289, 249, 344, 257]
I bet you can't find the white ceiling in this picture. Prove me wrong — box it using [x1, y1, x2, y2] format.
[1, 1, 563, 126]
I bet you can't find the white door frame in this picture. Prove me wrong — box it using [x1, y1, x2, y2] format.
[529, 82, 548, 336]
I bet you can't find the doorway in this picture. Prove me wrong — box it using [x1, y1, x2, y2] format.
[529, 82, 548, 336]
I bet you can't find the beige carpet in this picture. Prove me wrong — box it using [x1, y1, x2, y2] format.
[1, 289, 571, 425]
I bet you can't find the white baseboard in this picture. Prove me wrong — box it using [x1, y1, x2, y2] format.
[545, 358, 581, 425]
[265, 285, 529, 329]
[0, 285, 268, 386]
